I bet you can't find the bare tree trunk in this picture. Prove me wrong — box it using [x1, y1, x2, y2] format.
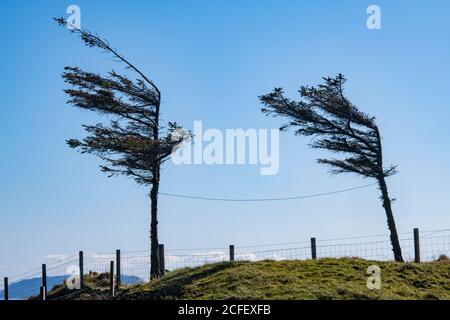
[378, 176, 403, 262]
[149, 165, 161, 279]
[150, 98, 162, 280]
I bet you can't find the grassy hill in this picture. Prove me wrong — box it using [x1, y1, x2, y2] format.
[48, 258, 450, 300]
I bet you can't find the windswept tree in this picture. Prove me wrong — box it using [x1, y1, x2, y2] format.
[56, 18, 186, 278]
[259, 74, 403, 262]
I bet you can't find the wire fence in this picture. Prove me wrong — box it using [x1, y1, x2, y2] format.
[1, 228, 449, 300]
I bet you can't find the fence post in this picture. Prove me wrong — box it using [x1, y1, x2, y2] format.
[110, 261, 115, 297]
[414, 228, 420, 263]
[116, 249, 121, 288]
[40, 286, 46, 300]
[4, 277, 8, 301]
[229, 245, 235, 262]
[79, 251, 84, 289]
[311, 238, 317, 260]
[158, 244, 165, 277]
[42, 264, 47, 297]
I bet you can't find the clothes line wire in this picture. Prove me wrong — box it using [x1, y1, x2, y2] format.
[159, 183, 378, 202]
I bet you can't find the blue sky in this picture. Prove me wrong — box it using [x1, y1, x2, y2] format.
[1, 0, 449, 276]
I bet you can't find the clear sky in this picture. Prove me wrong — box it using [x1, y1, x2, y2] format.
[1, 0, 449, 276]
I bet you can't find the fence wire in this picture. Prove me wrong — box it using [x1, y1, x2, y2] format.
[1, 229, 449, 300]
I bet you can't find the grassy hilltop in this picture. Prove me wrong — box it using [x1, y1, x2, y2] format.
[47, 258, 450, 300]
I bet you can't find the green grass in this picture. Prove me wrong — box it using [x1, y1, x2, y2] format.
[45, 257, 450, 300]
[118, 258, 450, 300]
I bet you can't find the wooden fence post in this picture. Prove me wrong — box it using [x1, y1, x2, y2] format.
[158, 244, 165, 277]
[42, 264, 47, 297]
[40, 286, 46, 300]
[4, 277, 8, 301]
[110, 261, 115, 297]
[414, 228, 420, 263]
[116, 249, 121, 288]
[229, 245, 235, 262]
[79, 251, 84, 289]
[311, 238, 317, 260]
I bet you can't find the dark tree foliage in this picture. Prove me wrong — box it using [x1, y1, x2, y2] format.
[260, 74, 403, 262]
[56, 18, 185, 277]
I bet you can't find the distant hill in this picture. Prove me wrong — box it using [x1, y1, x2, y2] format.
[0, 274, 143, 300]
[0, 276, 68, 300]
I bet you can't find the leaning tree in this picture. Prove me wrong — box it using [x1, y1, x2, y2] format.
[56, 18, 186, 277]
[259, 74, 403, 262]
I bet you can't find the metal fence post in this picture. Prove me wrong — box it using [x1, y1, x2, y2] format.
[158, 244, 165, 277]
[116, 249, 121, 288]
[110, 261, 115, 297]
[229, 245, 235, 262]
[79, 251, 84, 289]
[42, 264, 47, 297]
[4, 277, 8, 301]
[414, 228, 420, 263]
[311, 238, 317, 260]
